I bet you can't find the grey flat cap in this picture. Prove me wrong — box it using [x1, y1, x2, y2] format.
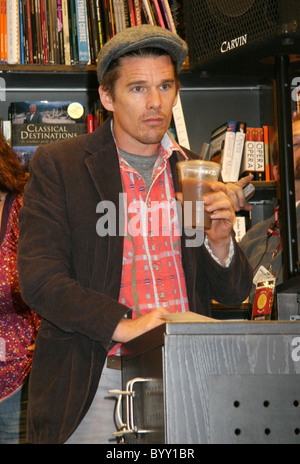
[97, 25, 188, 84]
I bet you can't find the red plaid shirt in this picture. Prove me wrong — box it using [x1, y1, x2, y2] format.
[109, 131, 189, 355]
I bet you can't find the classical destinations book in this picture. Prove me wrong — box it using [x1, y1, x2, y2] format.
[10, 100, 86, 167]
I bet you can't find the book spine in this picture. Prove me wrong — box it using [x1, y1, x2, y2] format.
[40, 0, 49, 64]
[25, 0, 33, 63]
[158, 0, 171, 30]
[51, 0, 60, 64]
[221, 121, 237, 183]
[87, 113, 94, 132]
[240, 127, 255, 177]
[152, 0, 165, 27]
[263, 125, 270, 181]
[7, 0, 20, 64]
[57, 0, 65, 64]
[141, 0, 154, 24]
[160, 0, 175, 32]
[229, 122, 246, 182]
[134, 0, 141, 25]
[18, 0, 25, 63]
[75, 0, 90, 63]
[34, 0, 43, 63]
[103, 0, 112, 41]
[30, 0, 38, 63]
[69, 0, 78, 63]
[95, 0, 104, 47]
[3, 0, 8, 63]
[172, 96, 190, 149]
[0, 0, 4, 64]
[127, 0, 136, 26]
[255, 127, 265, 181]
[61, 0, 71, 64]
[88, 0, 99, 60]
[108, 0, 115, 36]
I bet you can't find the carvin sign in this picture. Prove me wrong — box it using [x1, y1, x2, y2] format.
[221, 34, 248, 53]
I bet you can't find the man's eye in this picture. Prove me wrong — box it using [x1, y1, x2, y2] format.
[132, 86, 143, 92]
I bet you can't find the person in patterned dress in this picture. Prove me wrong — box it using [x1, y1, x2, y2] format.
[0, 129, 40, 443]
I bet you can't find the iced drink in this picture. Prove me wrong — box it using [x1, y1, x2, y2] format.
[177, 160, 221, 230]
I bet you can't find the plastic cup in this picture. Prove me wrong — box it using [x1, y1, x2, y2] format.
[177, 160, 221, 230]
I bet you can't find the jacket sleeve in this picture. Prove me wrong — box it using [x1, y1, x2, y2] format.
[17, 147, 129, 353]
[200, 238, 253, 307]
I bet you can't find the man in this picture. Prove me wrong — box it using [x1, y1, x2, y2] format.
[24, 104, 43, 123]
[18, 25, 252, 444]
[240, 113, 300, 302]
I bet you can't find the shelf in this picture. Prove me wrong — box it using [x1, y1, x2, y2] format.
[0, 64, 97, 73]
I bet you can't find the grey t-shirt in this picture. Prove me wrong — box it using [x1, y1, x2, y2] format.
[119, 148, 158, 193]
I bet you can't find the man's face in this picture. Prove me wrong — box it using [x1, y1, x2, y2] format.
[293, 120, 300, 180]
[99, 55, 179, 156]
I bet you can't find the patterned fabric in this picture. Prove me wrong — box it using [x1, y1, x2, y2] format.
[109, 132, 189, 355]
[0, 195, 40, 401]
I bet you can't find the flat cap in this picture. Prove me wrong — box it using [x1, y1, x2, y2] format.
[97, 24, 188, 84]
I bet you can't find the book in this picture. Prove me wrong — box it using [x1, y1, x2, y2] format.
[209, 121, 237, 182]
[229, 122, 246, 182]
[152, 0, 165, 27]
[158, 0, 172, 30]
[87, 0, 99, 61]
[19, 0, 25, 64]
[25, 0, 33, 63]
[61, 0, 71, 65]
[1, 0, 8, 64]
[141, 0, 155, 25]
[95, 0, 105, 47]
[263, 125, 270, 181]
[57, 0, 64, 64]
[69, 0, 78, 63]
[40, 0, 49, 64]
[172, 96, 190, 149]
[240, 127, 255, 177]
[127, 0, 136, 26]
[254, 127, 265, 181]
[75, 0, 90, 64]
[34, 0, 43, 63]
[160, 0, 176, 32]
[133, 0, 141, 25]
[10, 101, 87, 166]
[6, 0, 20, 64]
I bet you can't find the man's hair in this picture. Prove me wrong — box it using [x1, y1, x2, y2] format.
[101, 47, 181, 99]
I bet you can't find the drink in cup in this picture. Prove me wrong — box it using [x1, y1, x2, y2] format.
[177, 160, 221, 230]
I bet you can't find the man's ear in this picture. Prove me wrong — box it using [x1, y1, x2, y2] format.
[172, 91, 179, 108]
[98, 86, 114, 112]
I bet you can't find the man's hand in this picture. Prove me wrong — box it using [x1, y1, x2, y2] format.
[223, 174, 254, 212]
[112, 307, 169, 344]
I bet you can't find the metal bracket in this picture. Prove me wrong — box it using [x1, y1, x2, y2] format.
[108, 377, 153, 440]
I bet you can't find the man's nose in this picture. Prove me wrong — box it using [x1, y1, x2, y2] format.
[146, 88, 162, 110]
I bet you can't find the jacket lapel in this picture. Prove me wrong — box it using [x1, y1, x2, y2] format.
[84, 118, 124, 298]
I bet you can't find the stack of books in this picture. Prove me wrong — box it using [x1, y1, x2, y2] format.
[208, 121, 274, 183]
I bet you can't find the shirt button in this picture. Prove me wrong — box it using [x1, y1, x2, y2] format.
[159, 292, 165, 299]
[153, 264, 159, 270]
